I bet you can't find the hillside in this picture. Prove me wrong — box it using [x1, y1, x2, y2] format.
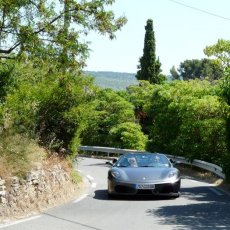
[84, 71, 138, 90]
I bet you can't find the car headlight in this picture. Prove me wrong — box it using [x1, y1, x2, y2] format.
[168, 171, 178, 179]
[111, 170, 120, 179]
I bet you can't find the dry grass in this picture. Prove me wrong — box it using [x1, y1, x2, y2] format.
[0, 133, 47, 178]
[0, 131, 82, 184]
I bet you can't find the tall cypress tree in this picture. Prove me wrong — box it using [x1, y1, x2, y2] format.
[136, 19, 163, 84]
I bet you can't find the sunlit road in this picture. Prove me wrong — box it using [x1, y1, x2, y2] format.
[1, 157, 230, 230]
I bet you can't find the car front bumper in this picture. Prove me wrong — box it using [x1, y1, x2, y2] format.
[108, 178, 181, 196]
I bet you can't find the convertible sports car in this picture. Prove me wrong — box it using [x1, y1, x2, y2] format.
[107, 152, 181, 198]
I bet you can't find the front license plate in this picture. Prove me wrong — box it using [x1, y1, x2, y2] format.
[136, 184, 155, 190]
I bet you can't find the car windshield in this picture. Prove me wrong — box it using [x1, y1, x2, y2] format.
[115, 153, 171, 168]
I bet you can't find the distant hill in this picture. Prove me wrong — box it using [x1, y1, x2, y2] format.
[84, 71, 138, 90]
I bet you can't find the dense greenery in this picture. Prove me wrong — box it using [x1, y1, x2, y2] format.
[136, 19, 165, 84]
[1, 54, 230, 180]
[170, 58, 223, 81]
[80, 88, 147, 149]
[0, 61, 147, 166]
[145, 80, 227, 163]
[1, 1, 230, 182]
[0, 0, 127, 71]
[126, 79, 230, 178]
[204, 39, 230, 180]
[0, 0, 129, 177]
[204, 39, 230, 69]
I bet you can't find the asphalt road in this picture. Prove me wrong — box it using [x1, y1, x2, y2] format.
[1, 157, 230, 230]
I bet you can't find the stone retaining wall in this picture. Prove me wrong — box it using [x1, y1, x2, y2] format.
[0, 163, 81, 222]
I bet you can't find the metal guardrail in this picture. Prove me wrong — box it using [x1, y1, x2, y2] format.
[166, 155, 225, 179]
[78, 146, 226, 179]
[79, 146, 145, 155]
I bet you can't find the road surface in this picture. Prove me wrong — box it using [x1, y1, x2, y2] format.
[1, 157, 230, 230]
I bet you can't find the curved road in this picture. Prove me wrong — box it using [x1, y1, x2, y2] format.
[1, 157, 230, 230]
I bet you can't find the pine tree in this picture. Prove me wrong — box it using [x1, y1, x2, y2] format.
[136, 19, 163, 84]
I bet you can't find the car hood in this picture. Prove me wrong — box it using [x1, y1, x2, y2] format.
[113, 167, 179, 183]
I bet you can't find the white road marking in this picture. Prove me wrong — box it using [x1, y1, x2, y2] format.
[86, 175, 94, 182]
[86, 175, 97, 189]
[73, 194, 88, 203]
[209, 187, 223, 196]
[92, 183, 97, 188]
[0, 215, 41, 228]
[73, 174, 97, 204]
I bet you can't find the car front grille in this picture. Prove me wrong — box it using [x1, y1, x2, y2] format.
[115, 185, 136, 194]
[114, 180, 180, 195]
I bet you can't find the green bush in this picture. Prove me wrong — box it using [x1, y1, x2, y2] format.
[145, 80, 228, 165]
[109, 122, 147, 150]
[3, 61, 97, 155]
[80, 88, 137, 147]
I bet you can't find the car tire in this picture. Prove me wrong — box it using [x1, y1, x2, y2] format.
[173, 192, 180, 198]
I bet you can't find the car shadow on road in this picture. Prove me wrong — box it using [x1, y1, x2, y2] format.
[146, 186, 230, 230]
[84, 163, 111, 168]
[93, 189, 178, 201]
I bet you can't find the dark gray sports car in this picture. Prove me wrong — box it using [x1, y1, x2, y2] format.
[107, 152, 181, 198]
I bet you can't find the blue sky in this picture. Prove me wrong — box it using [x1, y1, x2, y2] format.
[84, 0, 230, 75]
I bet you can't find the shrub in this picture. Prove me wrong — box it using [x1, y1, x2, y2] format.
[109, 122, 148, 150]
[145, 80, 228, 165]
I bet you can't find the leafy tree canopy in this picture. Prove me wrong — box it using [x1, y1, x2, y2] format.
[0, 0, 127, 71]
[204, 39, 230, 70]
[109, 122, 147, 150]
[80, 88, 136, 147]
[171, 58, 223, 82]
[145, 80, 227, 164]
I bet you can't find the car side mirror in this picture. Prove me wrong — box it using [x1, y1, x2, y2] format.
[170, 158, 181, 165]
[106, 158, 118, 166]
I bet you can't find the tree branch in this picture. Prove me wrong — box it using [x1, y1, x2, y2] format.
[0, 42, 21, 54]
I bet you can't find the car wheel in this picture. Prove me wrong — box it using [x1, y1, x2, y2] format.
[173, 192, 180, 198]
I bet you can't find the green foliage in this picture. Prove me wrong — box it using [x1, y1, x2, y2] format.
[172, 97, 227, 164]
[170, 66, 180, 80]
[219, 68, 230, 180]
[0, 62, 16, 101]
[204, 39, 230, 69]
[136, 19, 164, 84]
[172, 58, 224, 81]
[80, 88, 137, 147]
[3, 61, 98, 154]
[1, 60, 147, 160]
[0, 0, 127, 70]
[126, 81, 154, 133]
[127, 80, 154, 108]
[144, 80, 227, 166]
[2, 62, 52, 135]
[109, 122, 147, 150]
[70, 170, 82, 184]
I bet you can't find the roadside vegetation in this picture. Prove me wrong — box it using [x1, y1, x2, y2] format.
[0, 1, 230, 185]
